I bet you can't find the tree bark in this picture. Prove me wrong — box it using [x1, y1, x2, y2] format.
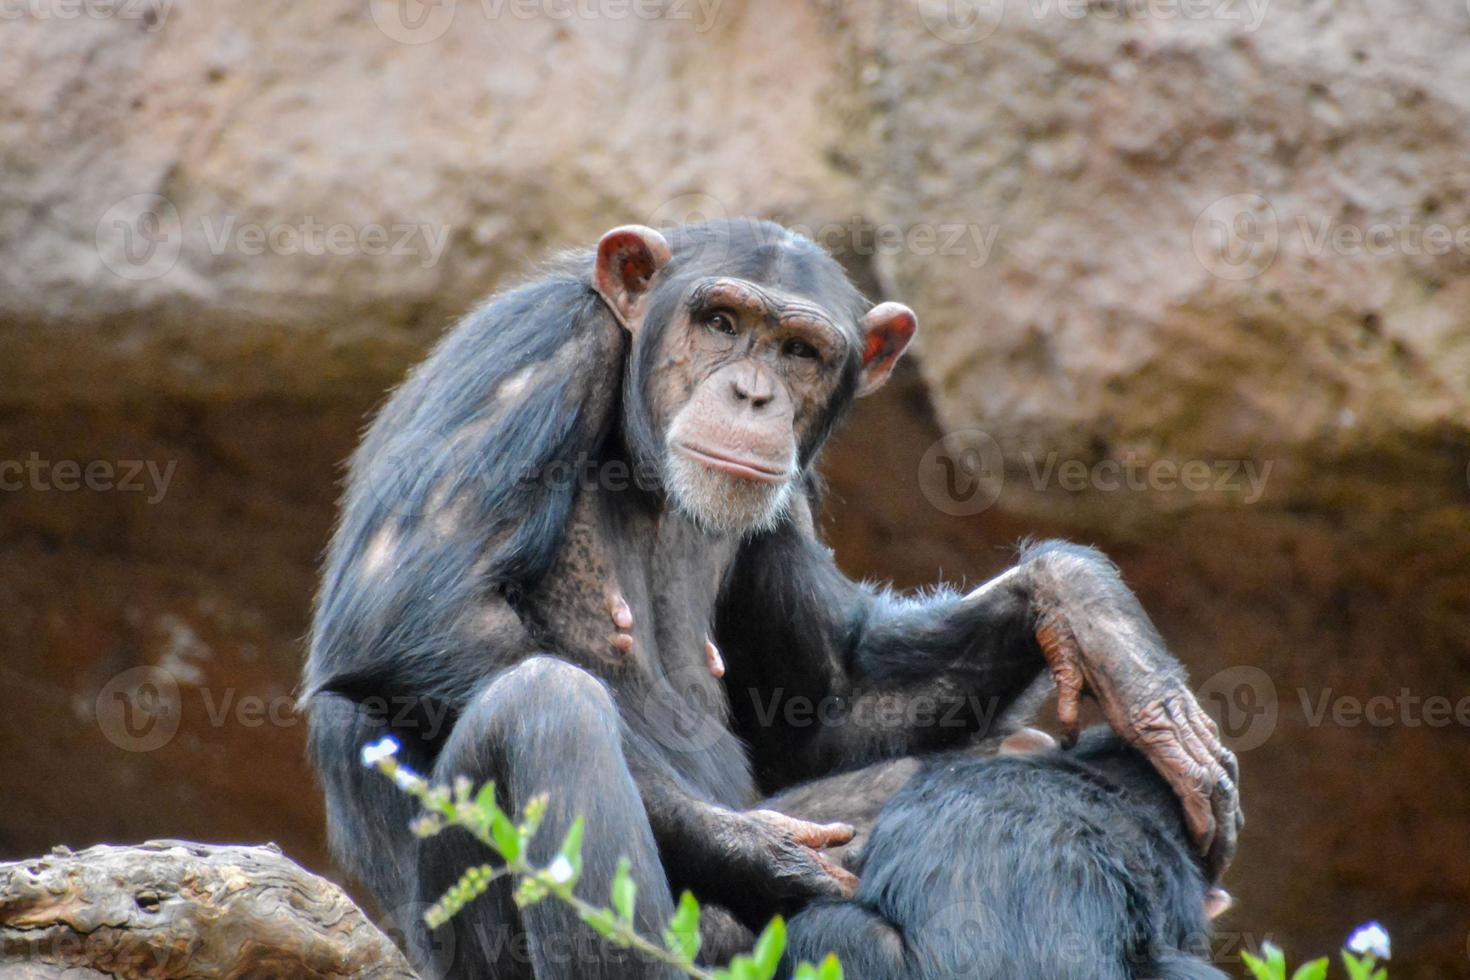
[0, 840, 417, 979]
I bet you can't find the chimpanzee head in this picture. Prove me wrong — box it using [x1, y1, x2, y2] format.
[593, 219, 916, 536]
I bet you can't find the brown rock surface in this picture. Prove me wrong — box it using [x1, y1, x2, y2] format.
[1, 0, 1467, 973]
[0, 840, 415, 977]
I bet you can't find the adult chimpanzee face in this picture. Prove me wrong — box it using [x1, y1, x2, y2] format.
[656, 275, 853, 534]
[592, 224, 918, 537]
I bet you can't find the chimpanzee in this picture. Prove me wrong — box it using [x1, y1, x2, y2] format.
[777, 726, 1231, 979]
[302, 219, 1240, 979]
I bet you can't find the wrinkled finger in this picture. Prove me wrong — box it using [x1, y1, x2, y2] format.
[1179, 698, 1243, 875]
[1201, 711, 1240, 786]
[1169, 757, 1218, 860]
[1164, 696, 1235, 858]
[1133, 706, 1217, 856]
[782, 849, 856, 902]
[1053, 665, 1084, 741]
[1207, 773, 1239, 880]
[1169, 697, 1224, 790]
[751, 810, 855, 848]
[1038, 622, 1085, 741]
[1204, 751, 1240, 879]
[813, 852, 859, 897]
[1190, 702, 1241, 795]
[793, 820, 856, 849]
[1040, 620, 1087, 734]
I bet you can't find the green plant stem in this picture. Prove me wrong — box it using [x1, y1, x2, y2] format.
[524, 865, 716, 980]
[392, 762, 716, 980]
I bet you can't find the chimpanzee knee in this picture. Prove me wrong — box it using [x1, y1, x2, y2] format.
[431, 655, 623, 790]
[414, 657, 678, 980]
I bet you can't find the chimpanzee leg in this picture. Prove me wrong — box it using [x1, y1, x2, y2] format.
[414, 656, 679, 980]
[785, 902, 908, 980]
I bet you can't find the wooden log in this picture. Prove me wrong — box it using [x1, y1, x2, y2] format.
[0, 840, 417, 979]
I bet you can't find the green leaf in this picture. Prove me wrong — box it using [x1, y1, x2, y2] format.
[1242, 943, 1288, 980]
[611, 857, 637, 923]
[662, 891, 701, 964]
[792, 954, 844, 980]
[580, 906, 619, 939]
[513, 876, 548, 908]
[815, 953, 843, 980]
[714, 957, 759, 980]
[1341, 951, 1387, 980]
[558, 816, 586, 876]
[489, 807, 521, 862]
[426, 863, 496, 927]
[518, 793, 548, 841]
[750, 916, 786, 980]
[1291, 957, 1330, 980]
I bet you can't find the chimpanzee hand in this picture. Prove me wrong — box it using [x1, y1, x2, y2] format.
[1025, 544, 1242, 880]
[731, 809, 857, 908]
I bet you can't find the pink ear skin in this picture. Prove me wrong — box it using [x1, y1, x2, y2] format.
[856, 301, 918, 397]
[594, 225, 672, 332]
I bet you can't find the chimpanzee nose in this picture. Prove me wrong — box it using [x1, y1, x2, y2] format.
[731, 376, 774, 410]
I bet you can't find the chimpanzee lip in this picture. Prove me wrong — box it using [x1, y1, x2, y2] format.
[674, 442, 790, 483]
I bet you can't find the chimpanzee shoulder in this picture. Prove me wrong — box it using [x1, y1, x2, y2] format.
[306, 261, 625, 706]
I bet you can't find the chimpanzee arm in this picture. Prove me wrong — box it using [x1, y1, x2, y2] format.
[717, 500, 1241, 878]
[718, 516, 1042, 775]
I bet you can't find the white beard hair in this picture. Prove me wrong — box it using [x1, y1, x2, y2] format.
[663, 450, 795, 538]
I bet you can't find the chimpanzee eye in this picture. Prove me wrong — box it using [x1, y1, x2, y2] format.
[783, 339, 821, 361]
[703, 311, 737, 336]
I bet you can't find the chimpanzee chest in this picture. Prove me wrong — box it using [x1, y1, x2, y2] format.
[523, 488, 754, 807]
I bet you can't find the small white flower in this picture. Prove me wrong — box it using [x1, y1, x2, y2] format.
[546, 856, 575, 885]
[1346, 921, 1391, 960]
[360, 736, 400, 767]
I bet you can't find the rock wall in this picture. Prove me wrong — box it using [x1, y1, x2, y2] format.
[2, 0, 1467, 972]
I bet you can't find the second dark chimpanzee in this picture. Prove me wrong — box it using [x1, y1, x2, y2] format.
[303, 219, 1240, 978]
[778, 727, 1231, 979]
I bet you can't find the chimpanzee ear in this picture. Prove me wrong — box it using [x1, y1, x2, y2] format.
[594, 225, 672, 333]
[856, 302, 918, 397]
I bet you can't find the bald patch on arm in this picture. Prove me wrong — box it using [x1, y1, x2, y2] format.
[360, 525, 399, 579]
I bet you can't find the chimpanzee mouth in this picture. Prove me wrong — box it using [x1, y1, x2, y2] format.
[672, 443, 791, 484]
[664, 444, 795, 537]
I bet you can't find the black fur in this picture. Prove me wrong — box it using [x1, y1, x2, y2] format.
[303, 220, 1224, 979]
[784, 729, 1223, 979]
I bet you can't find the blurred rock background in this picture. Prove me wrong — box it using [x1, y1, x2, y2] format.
[2, 0, 1468, 972]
